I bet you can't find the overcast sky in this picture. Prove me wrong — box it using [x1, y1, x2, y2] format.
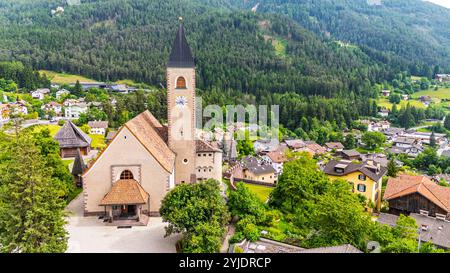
[425, 0, 450, 9]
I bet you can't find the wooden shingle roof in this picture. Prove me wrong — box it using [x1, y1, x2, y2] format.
[54, 121, 91, 148]
[100, 179, 149, 206]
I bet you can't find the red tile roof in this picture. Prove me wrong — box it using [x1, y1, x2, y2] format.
[384, 174, 450, 212]
[266, 151, 288, 163]
[124, 110, 175, 173]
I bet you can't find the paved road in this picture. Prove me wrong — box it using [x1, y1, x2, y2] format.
[65, 193, 181, 253]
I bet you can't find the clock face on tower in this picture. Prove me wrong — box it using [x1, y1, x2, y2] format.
[175, 96, 188, 108]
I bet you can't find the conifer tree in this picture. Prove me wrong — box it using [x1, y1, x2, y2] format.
[0, 131, 67, 253]
[430, 131, 437, 148]
[387, 159, 398, 177]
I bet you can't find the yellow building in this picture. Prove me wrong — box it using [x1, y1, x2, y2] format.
[323, 160, 387, 211]
[243, 165, 277, 184]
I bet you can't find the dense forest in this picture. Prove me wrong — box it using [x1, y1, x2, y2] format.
[0, 0, 392, 98]
[0, 0, 449, 132]
[223, 0, 450, 76]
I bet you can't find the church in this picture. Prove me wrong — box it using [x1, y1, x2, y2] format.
[82, 25, 223, 224]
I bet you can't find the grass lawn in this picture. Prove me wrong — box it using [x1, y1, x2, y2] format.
[377, 98, 426, 110]
[39, 70, 97, 85]
[272, 38, 287, 58]
[245, 183, 274, 202]
[115, 79, 138, 86]
[62, 159, 74, 168]
[410, 88, 450, 100]
[33, 124, 61, 137]
[89, 134, 106, 149]
[411, 76, 423, 81]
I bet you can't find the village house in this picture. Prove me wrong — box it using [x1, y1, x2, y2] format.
[261, 150, 288, 176]
[364, 120, 391, 132]
[65, 102, 88, 119]
[403, 131, 447, 146]
[88, 120, 108, 135]
[323, 159, 387, 211]
[339, 149, 362, 161]
[63, 98, 81, 107]
[56, 89, 70, 99]
[30, 88, 50, 100]
[54, 120, 92, 158]
[299, 141, 326, 156]
[9, 100, 29, 116]
[392, 136, 419, 148]
[324, 142, 344, 152]
[381, 90, 391, 97]
[81, 25, 223, 224]
[42, 101, 62, 116]
[284, 139, 306, 151]
[284, 139, 326, 156]
[243, 164, 277, 184]
[384, 174, 450, 220]
[402, 94, 409, 101]
[195, 140, 223, 181]
[435, 74, 450, 83]
[383, 127, 405, 142]
[387, 145, 423, 158]
[228, 155, 277, 184]
[253, 139, 284, 154]
[378, 109, 389, 117]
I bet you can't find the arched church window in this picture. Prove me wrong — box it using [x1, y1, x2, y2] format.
[176, 77, 187, 89]
[120, 170, 134, 180]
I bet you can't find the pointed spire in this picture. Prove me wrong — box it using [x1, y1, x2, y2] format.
[72, 148, 86, 176]
[167, 20, 195, 68]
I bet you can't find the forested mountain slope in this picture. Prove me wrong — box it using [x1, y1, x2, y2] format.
[0, 0, 392, 99]
[222, 0, 450, 76]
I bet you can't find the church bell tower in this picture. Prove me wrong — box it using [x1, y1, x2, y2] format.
[167, 22, 196, 184]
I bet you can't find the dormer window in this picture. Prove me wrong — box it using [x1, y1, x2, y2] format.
[334, 163, 347, 174]
[176, 77, 187, 89]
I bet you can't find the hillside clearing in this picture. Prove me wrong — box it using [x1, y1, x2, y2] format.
[411, 88, 450, 100]
[377, 98, 426, 110]
[40, 70, 97, 85]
